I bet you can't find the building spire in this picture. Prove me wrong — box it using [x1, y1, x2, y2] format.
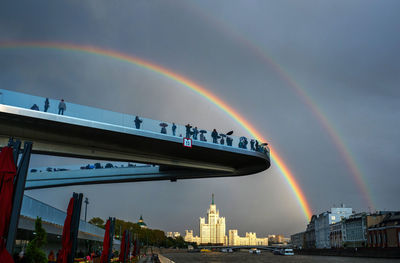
[212, 193, 214, 205]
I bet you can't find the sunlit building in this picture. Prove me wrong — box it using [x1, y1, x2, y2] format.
[228, 230, 268, 246]
[185, 194, 226, 245]
[166, 232, 181, 238]
[184, 230, 201, 244]
[185, 194, 269, 246]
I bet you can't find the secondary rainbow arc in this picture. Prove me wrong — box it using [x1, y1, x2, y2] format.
[0, 41, 313, 220]
[185, 2, 375, 210]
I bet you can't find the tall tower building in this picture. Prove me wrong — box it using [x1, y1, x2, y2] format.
[185, 194, 268, 246]
[199, 194, 226, 245]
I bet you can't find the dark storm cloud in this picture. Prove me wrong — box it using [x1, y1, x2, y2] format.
[1, 0, 399, 236]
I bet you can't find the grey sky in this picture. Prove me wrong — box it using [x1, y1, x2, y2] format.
[1, 0, 399, 236]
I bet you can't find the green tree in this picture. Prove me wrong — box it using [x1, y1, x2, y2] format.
[25, 217, 47, 263]
[88, 217, 105, 228]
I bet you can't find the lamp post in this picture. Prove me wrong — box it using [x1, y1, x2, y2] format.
[84, 197, 89, 222]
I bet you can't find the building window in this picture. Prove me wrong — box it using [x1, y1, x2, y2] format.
[331, 216, 336, 221]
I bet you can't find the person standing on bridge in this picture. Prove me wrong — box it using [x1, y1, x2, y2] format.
[185, 124, 192, 138]
[134, 116, 143, 129]
[44, 98, 50, 112]
[211, 129, 219, 143]
[250, 139, 255, 150]
[58, 99, 66, 115]
[172, 123, 177, 136]
[192, 127, 199, 140]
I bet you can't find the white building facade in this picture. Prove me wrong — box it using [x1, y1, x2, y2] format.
[184, 195, 269, 246]
[185, 194, 227, 245]
[167, 232, 181, 238]
[315, 205, 353, 248]
[228, 230, 268, 246]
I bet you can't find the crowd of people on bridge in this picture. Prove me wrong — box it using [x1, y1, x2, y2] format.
[26, 96, 268, 154]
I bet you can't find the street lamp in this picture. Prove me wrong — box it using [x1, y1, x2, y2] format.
[84, 197, 89, 222]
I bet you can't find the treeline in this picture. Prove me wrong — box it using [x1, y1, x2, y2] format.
[88, 217, 194, 248]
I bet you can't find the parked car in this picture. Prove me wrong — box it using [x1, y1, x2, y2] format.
[280, 248, 294, 256]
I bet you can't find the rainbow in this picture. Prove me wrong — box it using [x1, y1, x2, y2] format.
[184, 2, 375, 210]
[0, 41, 313, 220]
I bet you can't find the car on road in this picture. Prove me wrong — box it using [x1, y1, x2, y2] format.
[249, 248, 261, 254]
[281, 248, 294, 255]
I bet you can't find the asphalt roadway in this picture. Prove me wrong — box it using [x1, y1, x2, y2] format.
[161, 251, 400, 263]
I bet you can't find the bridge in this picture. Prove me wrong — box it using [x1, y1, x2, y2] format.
[0, 89, 271, 187]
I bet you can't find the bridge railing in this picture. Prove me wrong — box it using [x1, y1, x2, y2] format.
[0, 89, 269, 155]
[21, 195, 105, 237]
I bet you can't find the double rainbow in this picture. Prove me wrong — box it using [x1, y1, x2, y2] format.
[0, 41, 313, 220]
[185, 2, 375, 210]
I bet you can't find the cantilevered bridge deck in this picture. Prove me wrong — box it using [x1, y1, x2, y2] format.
[0, 89, 270, 186]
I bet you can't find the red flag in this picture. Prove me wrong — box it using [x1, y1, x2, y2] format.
[132, 238, 137, 257]
[57, 197, 74, 263]
[0, 147, 17, 263]
[119, 230, 126, 262]
[133, 238, 140, 257]
[126, 233, 131, 261]
[0, 240, 14, 263]
[100, 220, 110, 263]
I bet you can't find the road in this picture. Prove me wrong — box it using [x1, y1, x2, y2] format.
[161, 251, 400, 263]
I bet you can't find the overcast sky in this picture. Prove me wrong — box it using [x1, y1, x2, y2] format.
[1, 0, 399, 236]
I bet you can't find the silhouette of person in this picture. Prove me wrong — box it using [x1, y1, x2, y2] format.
[30, 104, 39, 111]
[239, 137, 248, 149]
[226, 136, 233, 146]
[200, 133, 207, 142]
[172, 123, 177, 136]
[192, 127, 199, 140]
[161, 127, 167, 134]
[220, 137, 225, 145]
[58, 99, 66, 115]
[44, 98, 50, 112]
[134, 116, 143, 129]
[250, 139, 255, 150]
[185, 124, 192, 138]
[243, 137, 248, 149]
[211, 129, 218, 143]
[255, 140, 259, 151]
